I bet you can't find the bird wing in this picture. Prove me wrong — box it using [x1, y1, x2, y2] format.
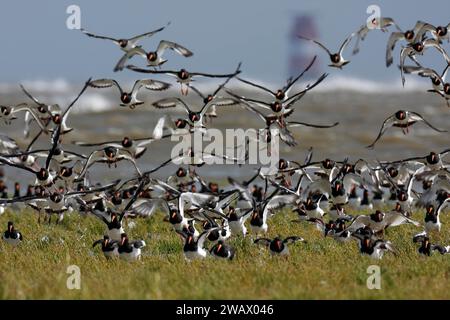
[114, 47, 147, 72]
[402, 65, 444, 84]
[224, 90, 272, 110]
[61, 78, 91, 128]
[346, 215, 371, 231]
[0, 156, 37, 174]
[409, 111, 447, 132]
[400, 46, 417, 86]
[437, 197, 450, 216]
[339, 32, 356, 55]
[80, 28, 118, 42]
[197, 228, 218, 249]
[287, 120, 339, 129]
[88, 78, 123, 95]
[366, 115, 397, 148]
[423, 39, 450, 64]
[298, 35, 332, 55]
[131, 79, 171, 100]
[284, 73, 328, 107]
[128, 23, 170, 44]
[152, 97, 191, 114]
[283, 55, 317, 93]
[384, 212, 420, 227]
[386, 32, 404, 67]
[156, 40, 194, 57]
[236, 77, 275, 96]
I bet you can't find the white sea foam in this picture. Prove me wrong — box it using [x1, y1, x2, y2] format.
[223, 75, 429, 93]
[0, 75, 432, 114]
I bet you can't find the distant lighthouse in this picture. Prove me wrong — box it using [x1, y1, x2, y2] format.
[288, 14, 321, 80]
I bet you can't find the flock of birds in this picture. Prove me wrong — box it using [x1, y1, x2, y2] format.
[1, 17, 450, 262]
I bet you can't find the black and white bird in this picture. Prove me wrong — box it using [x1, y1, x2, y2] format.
[346, 209, 420, 234]
[352, 227, 396, 259]
[413, 21, 450, 43]
[88, 79, 171, 109]
[413, 232, 450, 256]
[81, 23, 169, 70]
[81, 24, 168, 51]
[127, 65, 242, 95]
[424, 198, 449, 233]
[209, 240, 235, 260]
[92, 235, 119, 259]
[298, 33, 355, 69]
[177, 228, 217, 261]
[2, 221, 23, 246]
[225, 207, 252, 237]
[118, 233, 146, 261]
[402, 65, 450, 108]
[353, 17, 401, 55]
[114, 40, 193, 71]
[254, 236, 306, 256]
[366, 110, 447, 148]
[235, 56, 318, 103]
[78, 146, 142, 177]
[400, 39, 450, 86]
[0, 103, 47, 130]
[385, 21, 428, 67]
[73, 135, 165, 159]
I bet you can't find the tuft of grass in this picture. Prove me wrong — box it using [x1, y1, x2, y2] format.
[0, 207, 449, 299]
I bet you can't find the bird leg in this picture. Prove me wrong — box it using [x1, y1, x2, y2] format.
[181, 85, 189, 96]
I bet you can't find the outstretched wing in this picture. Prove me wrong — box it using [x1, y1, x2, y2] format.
[80, 28, 118, 43]
[152, 97, 191, 114]
[298, 35, 332, 56]
[386, 32, 404, 67]
[283, 55, 317, 93]
[236, 77, 275, 96]
[156, 40, 194, 57]
[409, 111, 447, 133]
[128, 23, 170, 44]
[131, 79, 171, 100]
[88, 79, 123, 95]
[366, 115, 397, 149]
[114, 47, 147, 72]
[339, 32, 356, 55]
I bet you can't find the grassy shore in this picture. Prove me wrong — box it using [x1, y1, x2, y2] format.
[0, 207, 449, 299]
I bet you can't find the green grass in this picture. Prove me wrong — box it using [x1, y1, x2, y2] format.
[0, 208, 449, 299]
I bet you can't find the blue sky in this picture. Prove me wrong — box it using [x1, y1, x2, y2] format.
[1, 0, 449, 83]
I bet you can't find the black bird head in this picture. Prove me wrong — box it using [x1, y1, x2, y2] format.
[178, 69, 189, 80]
[118, 39, 128, 48]
[395, 110, 406, 120]
[275, 90, 285, 101]
[146, 51, 157, 62]
[120, 233, 128, 246]
[175, 118, 187, 129]
[405, 30, 414, 40]
[104, 146, 117, 159]
[37, 168, 49, 181]
[120, 92, 132, 104]
[436, 26, 448, 37]
[122, 137, 132, 148]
